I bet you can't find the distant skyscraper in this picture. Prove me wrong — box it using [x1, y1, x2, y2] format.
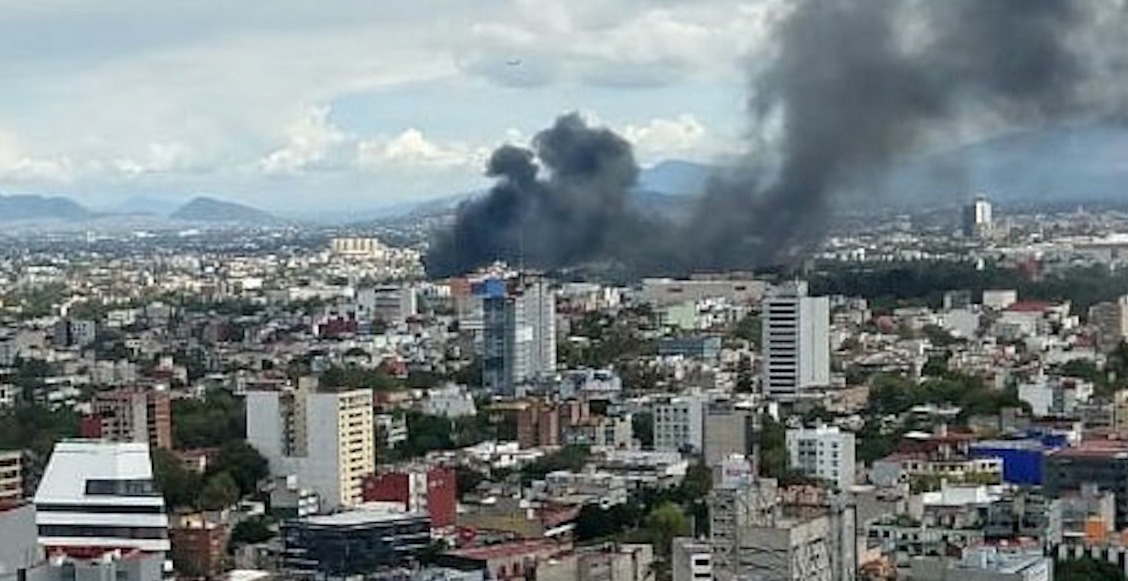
[478, 275, 556, 394]
[247, 382, 375, 509]
[962, 195, 993, 238]
[761, 281, 830, 399]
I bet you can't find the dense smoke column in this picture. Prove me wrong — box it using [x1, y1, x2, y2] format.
[688, 0, 1091, 270]
[427, 113, 660, 277]
[430, 0, 1112, 277]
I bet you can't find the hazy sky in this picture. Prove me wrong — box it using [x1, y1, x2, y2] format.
[0, 0, 786, 213]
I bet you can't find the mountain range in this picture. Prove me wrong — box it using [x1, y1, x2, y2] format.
[1, 122, 1127, 225]
[0, 194, 275, 224]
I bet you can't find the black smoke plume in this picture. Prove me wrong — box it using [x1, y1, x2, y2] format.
[429, 0, 1124, 277]
[427, 113, 667, 277]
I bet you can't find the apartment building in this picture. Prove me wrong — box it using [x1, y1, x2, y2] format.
[0, 449, 22, 501]
[85, 387, 172, 449]
[786, 425, 856, 489]
[247, 382, 375, 509]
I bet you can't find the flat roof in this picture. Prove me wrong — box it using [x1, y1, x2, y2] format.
[34, 440, 163, 506]
[305, 508, 427, 527]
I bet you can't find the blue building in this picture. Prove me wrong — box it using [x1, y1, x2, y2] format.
[970, 440, 1045, 485]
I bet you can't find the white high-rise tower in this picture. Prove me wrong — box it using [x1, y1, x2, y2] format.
[761, 281, 829, 399]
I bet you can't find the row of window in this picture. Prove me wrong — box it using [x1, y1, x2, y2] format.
[38, 503, 164, 514]
[39, 525, 168, 539]
[84, 479, 160, 497]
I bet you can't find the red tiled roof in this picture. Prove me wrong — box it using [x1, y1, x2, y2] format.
[452, 540, 558, 560]
[1005, 301, 1051, 313]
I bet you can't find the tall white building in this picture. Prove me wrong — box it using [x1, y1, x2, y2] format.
[247, 383, 375, 510]
[761, 281, 830, 399]
[653, 394, 706, 454]
[480, 275, 557, 394]
[33, 440, 170, 554]
[962, 195, 993, 239]
[786, 425, 856, 490]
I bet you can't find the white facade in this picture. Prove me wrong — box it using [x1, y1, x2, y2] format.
[653, 394, 706, 453]
[672, 537, 713, 581]
[762, 281, 830, 399]
[423, 384, 477, 418]
[33, 440, 170, 553]
[786, 425, 856, 489]
[982, 290, 1018, 311]
[1018, 376, 1094, 418]
[247, 386, 375, 510]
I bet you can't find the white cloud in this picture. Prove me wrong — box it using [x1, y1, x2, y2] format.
[458, 0, 788, 87]
[259, 107, 347, 175]
[357, 129, 488, 171]
[622, 114, 710, 160]
[114, 142, 195, 177]
[0, 128, 75, 182]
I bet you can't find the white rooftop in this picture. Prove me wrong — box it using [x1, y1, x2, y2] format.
[34, 440, 163, 506]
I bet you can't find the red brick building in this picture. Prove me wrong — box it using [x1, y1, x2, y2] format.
[362, 466, 457, 530]
[169, 515, 230, 578]
[516, 399, 590, 449]
[83, 387, 172, 449]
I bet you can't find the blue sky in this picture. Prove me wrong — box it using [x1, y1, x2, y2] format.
[0, 0, 786, 214]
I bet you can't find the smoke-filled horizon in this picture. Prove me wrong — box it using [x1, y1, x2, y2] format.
[428, 0, 1128, 278]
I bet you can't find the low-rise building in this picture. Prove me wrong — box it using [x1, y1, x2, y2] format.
[672, 538, 712, 581]
[786, 425, 856, 489]
[0, 450, 22, 501]
[170, 514, 231, 579]
[907, 547, 1052, 581]
[281, 508, 431, 578]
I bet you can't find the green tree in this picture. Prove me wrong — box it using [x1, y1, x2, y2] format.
[152, 448, 202, 510]
[321, 364, 402, 391]
[520, 445, 591, 483]
[632, 412, 654, 450]
[211, 441, 269, 497]
[731, 315, 762, 344]
[1055, 558, 1125, 581]
[759, 414, 788, 479]
[921, 354, 949, 377]
[677, 462, 712, 502]
[200, 472, 240, 510]
[172, 389, 246, 448]
[645, 502, 691, 558]
[230, 516, 275, 546]
[456, 466, 487, 497]
[575, 501, 644, 541]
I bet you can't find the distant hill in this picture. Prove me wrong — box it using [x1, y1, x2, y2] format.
[169, 196, 275, 223]
[880, 122, 1128, 205]
[0, 194, 90, 221]
[637, 160, 714, 196]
